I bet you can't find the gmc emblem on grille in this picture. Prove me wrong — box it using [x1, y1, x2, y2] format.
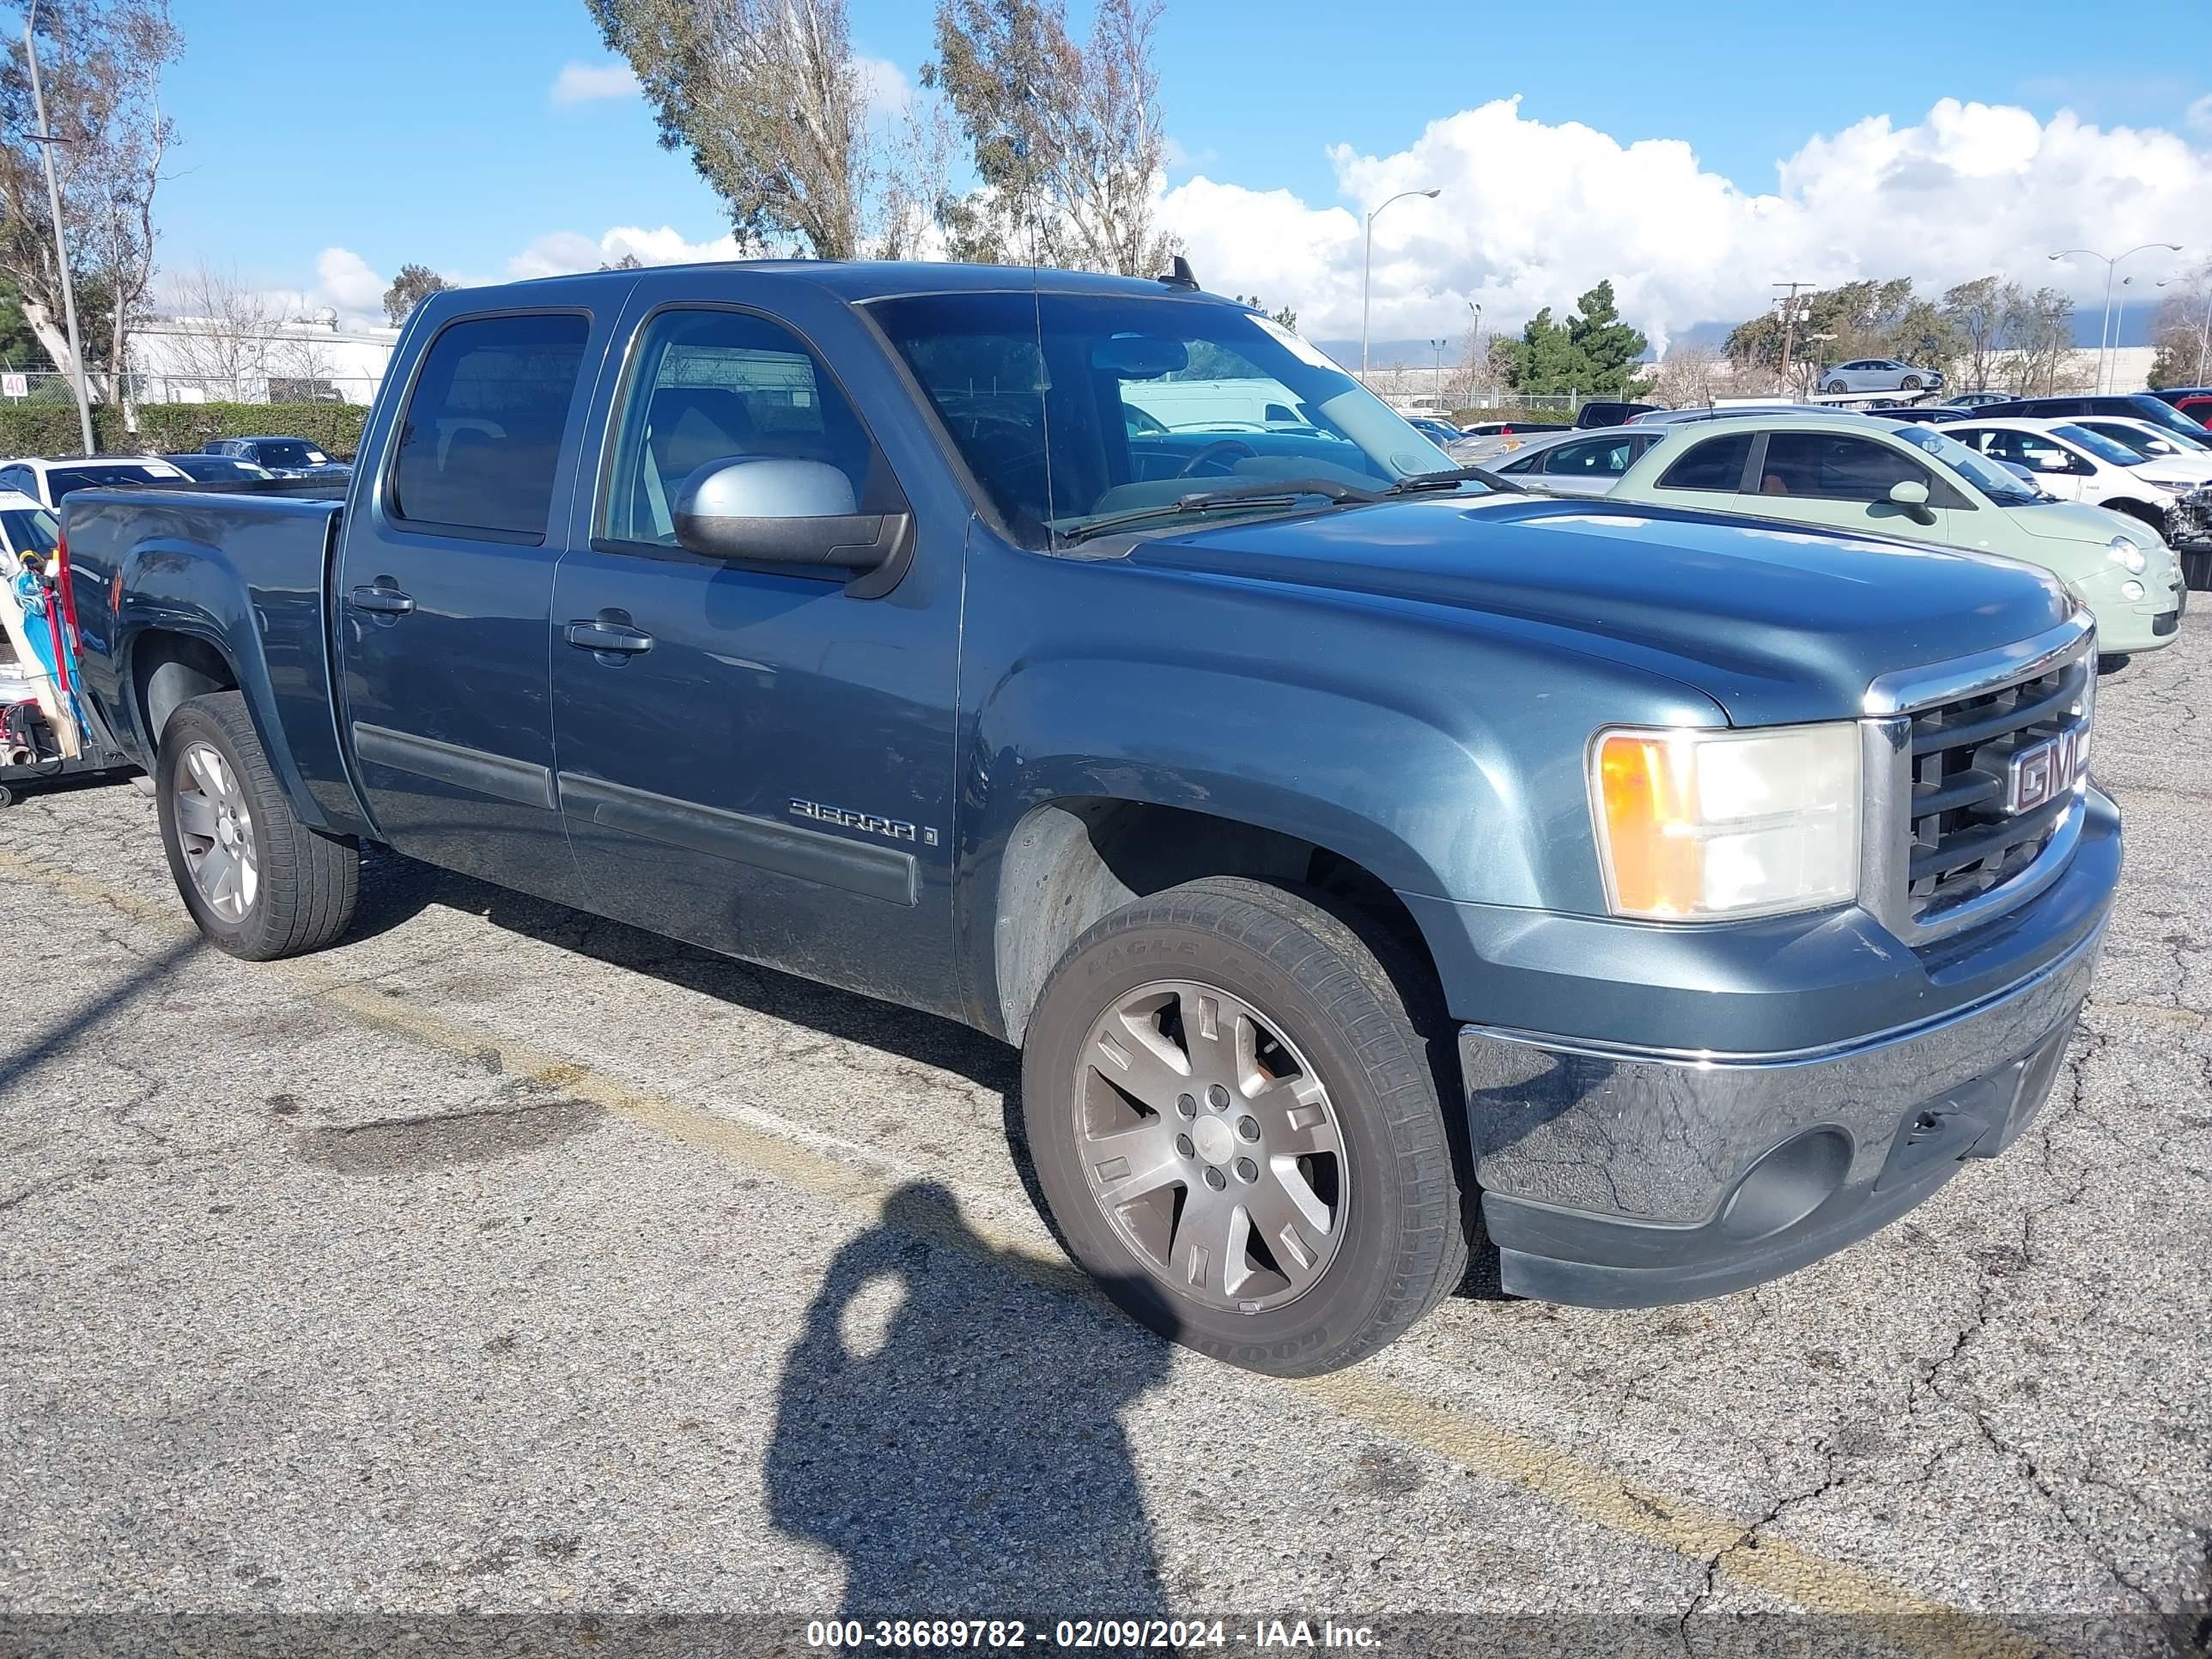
[2006, 727, 2085, 814]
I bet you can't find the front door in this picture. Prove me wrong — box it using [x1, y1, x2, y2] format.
[545, 297, 964, 1014]
[335, 306, 609, 899]
[1741, 429, 1962, 541]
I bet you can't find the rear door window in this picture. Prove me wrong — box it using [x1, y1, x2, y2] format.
[1656, 434, 1753, 492]
[389, 312, 592, 541]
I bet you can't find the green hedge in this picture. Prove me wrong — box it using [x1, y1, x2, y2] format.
[0, 400, 368, 461]
[1449, 406, 1579, 427]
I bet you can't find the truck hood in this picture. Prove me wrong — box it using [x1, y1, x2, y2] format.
[1133, 495, 2075, 727]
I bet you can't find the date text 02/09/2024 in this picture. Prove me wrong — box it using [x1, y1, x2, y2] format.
[804, 1618, 1381, 1649]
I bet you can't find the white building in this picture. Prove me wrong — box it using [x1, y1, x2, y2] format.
[130, 313, 402, 406]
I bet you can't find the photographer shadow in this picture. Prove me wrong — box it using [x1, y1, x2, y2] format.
[766, 1182, 1174, 1620]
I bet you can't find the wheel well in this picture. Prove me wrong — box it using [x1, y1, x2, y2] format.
[132, 631, 238, 752]
[2101, 498, 2164, 526]
[992, 798, 1432, 1044]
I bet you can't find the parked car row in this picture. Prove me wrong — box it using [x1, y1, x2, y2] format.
[1500, 407, 2191, 651]
[0, 436, 350, 509]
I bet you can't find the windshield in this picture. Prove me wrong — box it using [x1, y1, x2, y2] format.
[253, 441, 326, 467]
[1891, 425, 2044, 506]
[2051, 423, 2146, 467]
[868, 290, 1455, 545]
[0, 506, 58, 557]
[2111, 421, 2210, 457]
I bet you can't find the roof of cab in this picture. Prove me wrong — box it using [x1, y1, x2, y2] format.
[491, 258, 1245, 307]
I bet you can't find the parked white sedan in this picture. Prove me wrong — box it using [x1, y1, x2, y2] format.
[1942, 417, 2210, 550]
[1485, 426, 1671, 495]
[2067, 416, 2212, 483]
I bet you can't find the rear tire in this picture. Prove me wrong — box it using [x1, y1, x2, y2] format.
[1020, 877, 1468, 1376]
[156, 691, 359, 960]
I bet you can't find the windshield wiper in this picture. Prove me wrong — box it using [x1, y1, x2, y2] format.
[1382, 465, 1524, 495]
[1061, 477, 1382, 543]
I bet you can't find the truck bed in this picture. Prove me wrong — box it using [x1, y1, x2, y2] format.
[62, 484, 362, 834]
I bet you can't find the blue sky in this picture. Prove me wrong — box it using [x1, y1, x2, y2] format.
[156, 0, 2212, 345]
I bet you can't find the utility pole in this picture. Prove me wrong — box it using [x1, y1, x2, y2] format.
[1772, 281, 1814, 398]
[23, 1, 96, 456]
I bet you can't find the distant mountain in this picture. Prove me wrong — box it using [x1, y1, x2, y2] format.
[1328, 297, 2174, 371]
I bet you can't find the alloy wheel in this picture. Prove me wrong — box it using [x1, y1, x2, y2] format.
[1073, 979, 1347, 1314]
[173, 741, 259, 922]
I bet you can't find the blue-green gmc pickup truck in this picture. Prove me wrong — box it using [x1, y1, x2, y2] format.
[59, 263, 2117, 1375]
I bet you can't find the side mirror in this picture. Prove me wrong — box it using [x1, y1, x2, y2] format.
[672, 458, 908, 585]
[1887, 477, 1936, 523]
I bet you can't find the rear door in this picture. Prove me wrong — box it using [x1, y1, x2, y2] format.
[335, 301, 616, 899]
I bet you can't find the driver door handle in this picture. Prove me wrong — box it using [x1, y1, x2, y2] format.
[565, 617, 654, 656]
[349, 582, 415, 617]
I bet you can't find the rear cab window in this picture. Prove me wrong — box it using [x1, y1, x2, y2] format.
[388, 312, 592, 542]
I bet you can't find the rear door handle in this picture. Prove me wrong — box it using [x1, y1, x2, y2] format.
[349, 582, 415, 617]
[564, 617, 654, 657]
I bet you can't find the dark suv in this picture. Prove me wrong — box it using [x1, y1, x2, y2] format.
[1970, 392, 2209, 443]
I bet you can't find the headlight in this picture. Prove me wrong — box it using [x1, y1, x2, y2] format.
[2106, 536, 2148, 574]
[1589, 723, 1862, 921]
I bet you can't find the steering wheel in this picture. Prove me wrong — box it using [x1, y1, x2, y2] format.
[1176, 437, 1259, 478]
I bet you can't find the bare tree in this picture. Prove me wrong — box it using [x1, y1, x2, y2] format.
[590, 0, 872, 259]
[1996, 286, 2079, 397]
[927, 0, 1177, 275]
[2150, 262, 2212, 387]
[1941, 276, 2008, 393]
[0, 1, 178, 406]
[1649, 342, 1729, 408]
[152, 264, 276, 401]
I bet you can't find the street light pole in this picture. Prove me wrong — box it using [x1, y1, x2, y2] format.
[2051, 244, 2183, 395]
[1361, 186, 1439, 380]
[22, 1, 95, 456]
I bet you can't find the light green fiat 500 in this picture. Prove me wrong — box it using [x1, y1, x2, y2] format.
[1565, 412, 2184, 656]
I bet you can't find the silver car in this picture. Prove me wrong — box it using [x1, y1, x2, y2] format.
[1485, 427, 1670, 495]
[1818, 357, 1945, 395]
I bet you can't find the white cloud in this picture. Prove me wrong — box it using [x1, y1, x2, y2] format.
[2188, 94, 2212, 137]
[504, 224, 744, 281]
[855, 54, 909, 119]
[1158, 96, 2212, 349]
[313, 247, 388, 319]
[550, 60, 641, 107]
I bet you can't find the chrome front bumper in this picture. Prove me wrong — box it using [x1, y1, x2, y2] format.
[1460, 921, 2105, 1307]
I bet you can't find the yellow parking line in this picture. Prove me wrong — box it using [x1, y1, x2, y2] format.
[0, 845, 2039, 1654]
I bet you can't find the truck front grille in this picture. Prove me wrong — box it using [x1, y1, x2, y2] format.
[1903, 652, 2091, 926]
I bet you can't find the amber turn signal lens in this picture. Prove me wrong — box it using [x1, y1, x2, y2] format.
[1595, 732, 1702, 916]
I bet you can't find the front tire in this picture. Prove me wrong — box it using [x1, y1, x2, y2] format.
[1021, 878, 1468, 1376]
[1825, 380, 1847, 394]
[156, 691, 359, 960]
[1901, 375, 1923, 391]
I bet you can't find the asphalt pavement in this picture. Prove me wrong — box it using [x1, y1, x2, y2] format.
[1, 623, 2208, 1659]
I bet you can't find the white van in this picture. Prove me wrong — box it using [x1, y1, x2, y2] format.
[1118, 377, 1324, 434]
